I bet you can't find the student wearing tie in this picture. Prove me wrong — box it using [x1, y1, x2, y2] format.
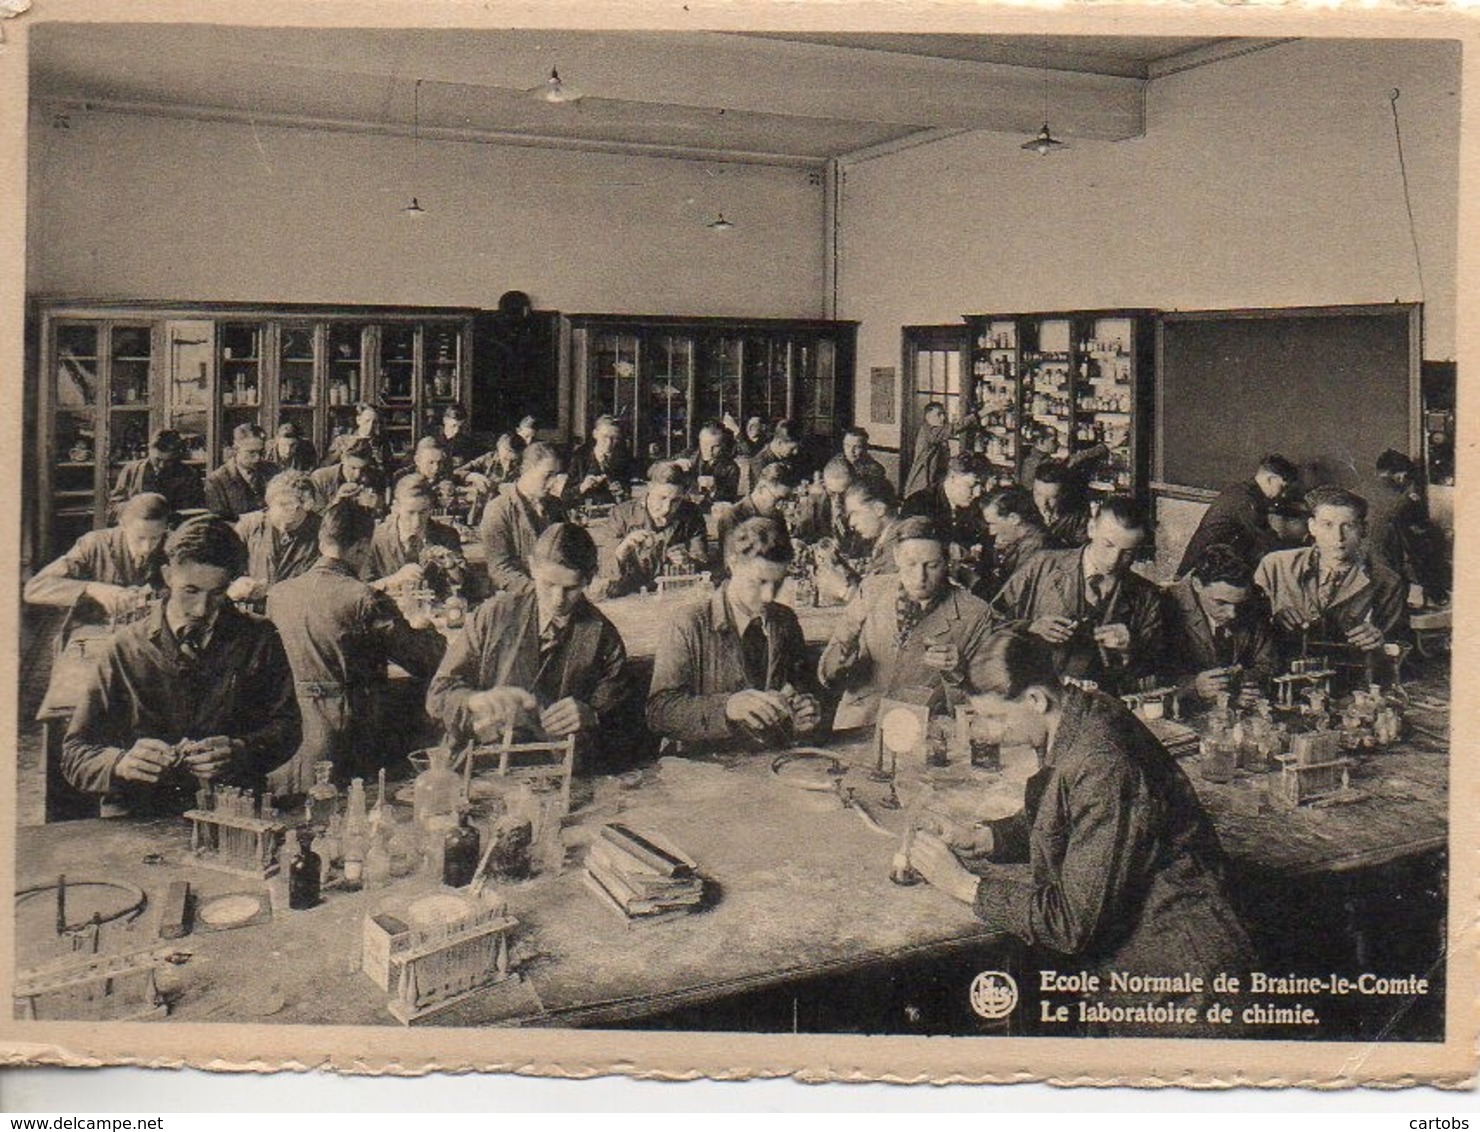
[1253, 485, 1406, 662]
[362, 474, 465, 592]
[647, 517, 821, 751]
[61, 516, 299, 815]
[426, 523, 633, 771]
[479, 441, 567, 597]
[1160, 543, 1279, 707]
[988, 494, 1164, 695]
[819, 516, 994, 730]
[204, 422, 279, 521]
[592, 461, 709, 599]
[563, 414, 634, 509]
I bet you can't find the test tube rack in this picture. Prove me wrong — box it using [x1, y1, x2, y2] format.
[465, 732, 577, 815]
[1272, 663, 1336, 710]
[185, 788, 287, 880]
[654, 571, 711, 597]
[1120, 686, 1181, 721]
[14, 945, 174, 1022]
[363, 895, 519, 1025]
[1270, 729, 1352, 809]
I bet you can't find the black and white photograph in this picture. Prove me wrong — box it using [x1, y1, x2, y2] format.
[2, 2, 1472, 1087]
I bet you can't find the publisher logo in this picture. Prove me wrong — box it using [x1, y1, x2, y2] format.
[969, 971, 1019, 1019]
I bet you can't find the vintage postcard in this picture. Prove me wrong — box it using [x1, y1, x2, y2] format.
[0, 0, 1475, 1090]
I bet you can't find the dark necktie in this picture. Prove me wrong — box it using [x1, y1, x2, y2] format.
[1086, 573, 1108, 612]
[895, 592, 930, 647]
[740, 617, 771, 691]
[406, 534, 423, 563]
[178, 626, 205, 662]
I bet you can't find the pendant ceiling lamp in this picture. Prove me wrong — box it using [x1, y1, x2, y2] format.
[531, 65, 584, 105]
[403, 78, 428, 218]
[1022, 71, 1068, 156]
[707, 213, 735, 233]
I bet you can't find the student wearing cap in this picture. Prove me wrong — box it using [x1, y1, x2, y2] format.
[61, 516, 299, 815]
[988, 494, 1165, 695]
[266, 501, 447, 791]
[26, 493, 170, 618]
[229, 471, 322, 606]
[1161, 543, 1279, 707]
[427, 523, 634, 770]
[593, 461, 709, 599]
[819, 515, 994, 730]
[479, 441, 567, 597]
[204, 422, 279, 521]
[1176, 454, 1299, 577]
[107, 427, 206, 521]
[363, 474, 466, 593]
[308, 436, 387, 516]
[647, 517, 821, 751]
[563, 415, 634, 508]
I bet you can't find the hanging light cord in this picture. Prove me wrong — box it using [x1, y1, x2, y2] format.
[1388, 88, 1425, 301]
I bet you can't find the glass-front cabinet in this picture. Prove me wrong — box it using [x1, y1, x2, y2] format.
[568, 315, 857, 465]
[963, 309, 1156, 499]
[31, 301, 476, 560]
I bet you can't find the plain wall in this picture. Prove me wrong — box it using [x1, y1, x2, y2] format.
[26, 108, 826, 317]
[837, 38, 1461, 454]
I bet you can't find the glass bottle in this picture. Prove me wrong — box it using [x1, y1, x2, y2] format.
[306, 760, 340, 829]
[341, 777, 370, 889]
[364, 825, 391, 890]
[413, 748, 460, 834]
[385, 807, 420, 878]
[320, 813, 342, 884]
[442, 807, 482, 888]
[288, 827, 321, 910]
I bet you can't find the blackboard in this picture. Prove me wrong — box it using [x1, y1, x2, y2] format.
[1156, 304, 1419, 493]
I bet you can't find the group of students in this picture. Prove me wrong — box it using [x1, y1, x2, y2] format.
[26, 403, 1447, 1031]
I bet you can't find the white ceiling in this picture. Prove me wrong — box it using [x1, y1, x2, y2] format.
[31, 26, 1269, 167]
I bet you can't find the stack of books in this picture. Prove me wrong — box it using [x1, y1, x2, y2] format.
[582, 823, 703, 926]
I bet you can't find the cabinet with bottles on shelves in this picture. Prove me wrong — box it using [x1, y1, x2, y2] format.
[568, 315, 856, 467]
[31, 300, 476, 561]
[964, 310, 1156, 498]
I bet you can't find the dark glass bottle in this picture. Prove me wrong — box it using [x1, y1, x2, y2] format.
[442, 808, 482, 889]
[288, 827, 322, 910]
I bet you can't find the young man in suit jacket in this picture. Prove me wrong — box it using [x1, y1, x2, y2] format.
[1161, 542, 1279, 708]
[819, 515, 994, 730]
[426, 523, 634, 772]
[204, 423, 279, 521]
[478, 441, 567, 597]
[362, 474, 465, 593]
[988, 494, 1165, 695]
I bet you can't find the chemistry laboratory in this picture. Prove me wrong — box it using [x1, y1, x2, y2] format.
[11, 25, 1458, 1039]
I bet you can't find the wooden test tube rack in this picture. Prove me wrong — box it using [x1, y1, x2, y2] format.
[366, 898, 519, 1025]
[14, 945, 175, 1022]
[1272, 665, 1336, 710]
[185, 787, 286, 880]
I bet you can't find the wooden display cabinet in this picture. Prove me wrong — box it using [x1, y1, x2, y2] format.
[568, 315, 856, 467]
[32, 300, 476, 560]
[963, 309, 1156, 498]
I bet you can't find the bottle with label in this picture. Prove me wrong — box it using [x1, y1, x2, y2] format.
[442, 807, 482, 888]
[306, 760, 340, 829]
[288, 827, 322, 910]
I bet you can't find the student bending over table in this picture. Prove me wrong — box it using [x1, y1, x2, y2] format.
[1176, 454, 1298, 577]
[812, 477, 904, 606]
[646, 517, 822, 752]
[1161, 543, 1279, 708]
[988, 494, 1164, 696]
[714, 460, 801, 574]
[908, 627, 1254, 1037]
[791, 456, 855, 547]
[974, 485, 1050, 602]
[308, 436, 386, 517]
[427, 523, 633, 771]
[819, 516, 993, 731]
[266, 501, 447, 792]
[61, 516, 300, 816]
[25, 491, 169, 618]
[592, 461, 708, 599]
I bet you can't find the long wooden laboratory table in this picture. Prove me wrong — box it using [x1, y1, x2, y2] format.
[14, 687, 1449, 1028]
